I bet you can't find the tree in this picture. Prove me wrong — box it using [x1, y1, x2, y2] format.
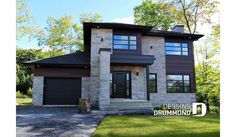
[134, 0, 176, 30]
[172, 0, 219, 33]
[36, 13, 103, 54]
[195, 25, 220, 111]
[79, 13, 103, 24]
[36, 15, 82, 55]
[16, 0, 32, 39]
[134, 0, 219, 33]
[16, 0, 42, 40]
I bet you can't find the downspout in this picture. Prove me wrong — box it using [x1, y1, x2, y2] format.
[146, 64, 150, 101]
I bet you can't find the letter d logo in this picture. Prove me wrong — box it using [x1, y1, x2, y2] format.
[192, 103, 207, 117]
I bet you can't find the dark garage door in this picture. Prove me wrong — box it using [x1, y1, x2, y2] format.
[44, 77, 81, 105]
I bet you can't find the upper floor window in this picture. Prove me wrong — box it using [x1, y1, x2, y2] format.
[113, 35, 137, 50]
[166, 74, 191, 93]
[165, 42, 188, 56]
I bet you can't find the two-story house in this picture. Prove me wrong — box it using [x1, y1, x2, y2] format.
[25, 22, 203, 110]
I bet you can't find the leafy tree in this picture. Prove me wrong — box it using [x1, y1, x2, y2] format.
[16, 0, 42, 40]
[172, 0, 219, 33]
[36, 15, 82, 55]
[134, 0, 176, 30]
[16, 0, 32, 39]
[79, 13, 103, 24]
[195, 25, 220, 111]
[36, 13, 103, 54]
[134, 0, 219, 33]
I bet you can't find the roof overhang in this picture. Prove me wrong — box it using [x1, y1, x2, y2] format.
[111, 54, 155, 66]
[144, 30, 204, 41]
[23, 52, 90, 68]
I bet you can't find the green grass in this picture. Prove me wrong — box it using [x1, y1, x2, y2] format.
[92, 114, 220, 137]
[16, 98, 32, 106]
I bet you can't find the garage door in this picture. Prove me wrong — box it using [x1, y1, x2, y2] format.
[44, 77, 81, 105]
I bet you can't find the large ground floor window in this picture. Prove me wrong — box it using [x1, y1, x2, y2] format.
[166, 74, 191, 93]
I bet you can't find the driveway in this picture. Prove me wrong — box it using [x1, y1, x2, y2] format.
[16, 106, 105, 137]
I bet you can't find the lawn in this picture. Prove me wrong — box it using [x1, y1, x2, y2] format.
[16, 98, 32, 106]
[92, 114, 220, 137]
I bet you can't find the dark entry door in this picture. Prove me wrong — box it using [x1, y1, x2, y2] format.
[44, 77, 81, 105]
[111, 72, 131, 98]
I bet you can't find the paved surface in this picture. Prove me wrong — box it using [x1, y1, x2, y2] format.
[16, 106, 105, 137]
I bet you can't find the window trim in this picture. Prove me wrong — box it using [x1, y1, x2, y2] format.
[165, 42, 189, 56]
[113, 35, 137, 51]
[166, 74, 192, 93]
[149, 73, 157, 93]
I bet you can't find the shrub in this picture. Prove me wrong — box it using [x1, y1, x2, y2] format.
[16, 91, 28, 98]
[210, 106, 220, 113]
[27, 88, 32, 98]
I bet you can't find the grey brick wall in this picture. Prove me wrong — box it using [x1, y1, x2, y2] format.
[142, 36, 195, 107]
[99, 50, 111, 108]
[111, 66, 146, 100]
[90, 28, 113, 107]
[81, 77, 90, 98]
[32, 76, 44, 106]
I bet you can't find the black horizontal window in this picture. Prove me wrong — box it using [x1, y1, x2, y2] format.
[149, 73, 157, 93]
[166, 74, 191, 93]
[165, 42, 189, 56]
[113, 35, 137, 50]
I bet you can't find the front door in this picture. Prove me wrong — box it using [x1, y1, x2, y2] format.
[111, 71, 131, 98]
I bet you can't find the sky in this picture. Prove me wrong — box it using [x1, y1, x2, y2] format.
[17, 0, 219, 49]
[17, 0, 141, 49]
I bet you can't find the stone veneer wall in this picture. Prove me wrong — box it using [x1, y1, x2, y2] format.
[142, 36, 195, 106]
[81, 77, 90, 98]
[111, 66, 146, 100]
[99, 50, 111, 109]
[90, 28, 113, 107]
[32, 76, 44, 106]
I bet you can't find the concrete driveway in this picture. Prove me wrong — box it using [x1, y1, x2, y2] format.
[16, 106, 105, 137]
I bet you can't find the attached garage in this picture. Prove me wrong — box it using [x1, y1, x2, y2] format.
[44, 77, 81, 105]
[24, 51, 90, 106]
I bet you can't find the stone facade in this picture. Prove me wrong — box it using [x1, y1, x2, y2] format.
[99, 50, 111, 109]
[111, 66, 146, 100]
[32, 76, 44, 106]
[90, 28, 113, 107]
[81, 77, 90, 98]
[142, 36, 195, 106]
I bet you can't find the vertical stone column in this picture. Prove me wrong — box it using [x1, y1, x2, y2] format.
[90, 28, 112, 108]
[32, 76, 44, 106]
[99, 49, 111, 109]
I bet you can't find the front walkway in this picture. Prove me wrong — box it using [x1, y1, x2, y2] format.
[16, 106, 105, 137]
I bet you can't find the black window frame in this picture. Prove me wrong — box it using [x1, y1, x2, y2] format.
[166, 74, 191, 93]
[149, 73, 157, 93]
[165, 42, 189, 56]
[113, 35, 137, 51]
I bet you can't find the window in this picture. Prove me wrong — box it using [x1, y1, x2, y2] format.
[166, 74, 191, 93]
[113, 35, 137, 50]
[126, 73, 131, 96]
[165, 42, 189, 56]
[149, 73, 157, 93]
[109, 73, 113, 95]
